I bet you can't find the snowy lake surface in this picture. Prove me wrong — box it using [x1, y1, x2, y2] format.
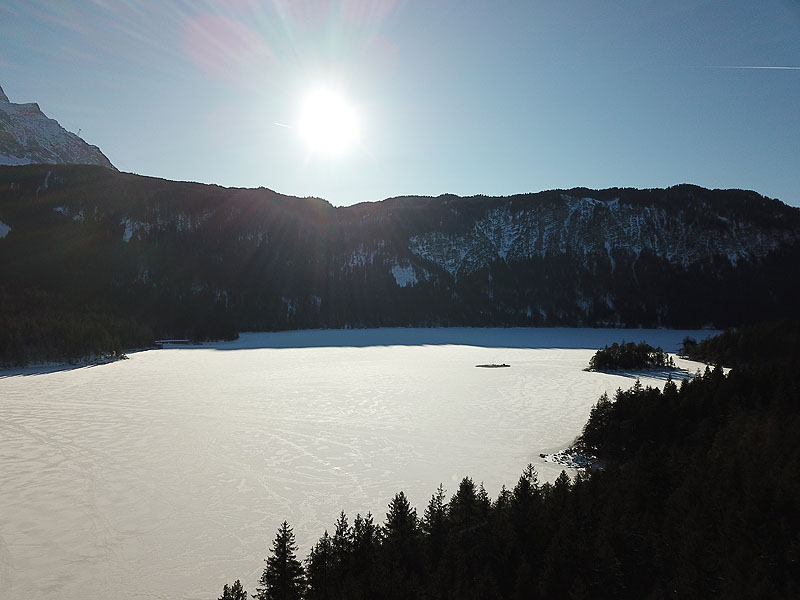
[0, 327, 716, 599]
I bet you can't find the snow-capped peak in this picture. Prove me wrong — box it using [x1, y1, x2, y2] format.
[0, 83, 116, 170]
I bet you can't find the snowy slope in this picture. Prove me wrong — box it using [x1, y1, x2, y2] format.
[408, 195, 798, 277]
[0, 84, 116, 169]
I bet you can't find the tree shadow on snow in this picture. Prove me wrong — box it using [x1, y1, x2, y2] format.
[0, 355, 132, 378]
[196, 328, 718, 352]
[586, 367, 694, 381]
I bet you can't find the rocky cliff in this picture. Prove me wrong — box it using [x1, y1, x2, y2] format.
[0, 85, 116, 170]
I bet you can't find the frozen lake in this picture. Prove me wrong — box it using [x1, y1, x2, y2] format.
[0, 327, 714, 599]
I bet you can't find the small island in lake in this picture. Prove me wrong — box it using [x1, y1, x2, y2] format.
[586, 341, 676, 371]
[475, 363, 510, 368]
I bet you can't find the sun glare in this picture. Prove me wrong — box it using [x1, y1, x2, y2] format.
[298, 88, 360, 156]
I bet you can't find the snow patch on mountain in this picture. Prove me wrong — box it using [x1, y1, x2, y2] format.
[391, 263, 418, 287]
[408, 195, 798, 277]
[120, 218, 160, 242]
[409, 232, 474, 278]
[237, 231, 267, 245]
[346, 244, 378, 268]
[122, 219, 136, 243]
[343, 241, 387, 270]
[475, 208, 522, 260]
[282, 297, 297, 318]
[119, 210, 215, 242]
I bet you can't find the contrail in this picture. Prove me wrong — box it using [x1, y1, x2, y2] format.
[274, 122, 291, 128]
[704, 66, 800, 70]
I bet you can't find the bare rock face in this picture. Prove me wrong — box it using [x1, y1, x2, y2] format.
[0, 84, 116, 170]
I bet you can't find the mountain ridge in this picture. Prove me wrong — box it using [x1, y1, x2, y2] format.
[1, 164, 798, 363]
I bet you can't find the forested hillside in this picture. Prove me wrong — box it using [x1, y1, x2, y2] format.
[2, 164, 799, 364]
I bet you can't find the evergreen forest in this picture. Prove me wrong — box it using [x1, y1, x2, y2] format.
[586, 341, 676, 371]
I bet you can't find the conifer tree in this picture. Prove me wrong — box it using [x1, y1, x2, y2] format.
[332, 510, 352, 562]
[384, 491, 418, 547]
[331, 511, 352, 592]
[350, 512, 379, 597]
[477, 482, 491, 516]
[422, 484, 448, 536]
[218, 579, 247, 600]
[494, 484, 512, 512]
[512, 464, 539, 508]
[551, 470, 572, 509]
[352, 512, 379, 558]
[510, 464, 541, 560]
[422, 484, 448, 569]
[450, 476, 478, 529]
[663, 375, 678, 398]
[383, 491, 421, 596]
[449, 476, 489, 596]
[255, 521, 305, 600]
[305, 531, 333, 600]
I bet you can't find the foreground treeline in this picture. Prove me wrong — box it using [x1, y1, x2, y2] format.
[226, 323, 800, 599]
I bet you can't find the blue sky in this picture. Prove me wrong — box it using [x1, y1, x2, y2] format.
[2, 1, 799, 206]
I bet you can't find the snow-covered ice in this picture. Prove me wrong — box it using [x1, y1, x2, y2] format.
[0, 327, 714, 599]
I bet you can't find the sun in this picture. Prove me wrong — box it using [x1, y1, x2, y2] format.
[297, 88, 360, 156]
